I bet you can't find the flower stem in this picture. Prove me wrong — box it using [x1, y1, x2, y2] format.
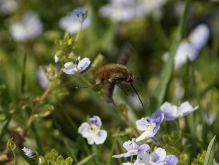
[111, 98, 138, 137]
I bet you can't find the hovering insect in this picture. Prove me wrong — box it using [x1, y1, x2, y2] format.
[75, 64, 144, 106]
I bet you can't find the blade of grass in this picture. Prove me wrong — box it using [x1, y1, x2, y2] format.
[21, 53, 27, 93]
[204, 135, 216, 165]
[149, 0, 192, 113]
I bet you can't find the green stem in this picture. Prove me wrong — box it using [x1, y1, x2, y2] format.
[111, 98, 138, 137]
[25, 70, 63, 133]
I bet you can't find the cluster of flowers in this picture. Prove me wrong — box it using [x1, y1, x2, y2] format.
[22, 101, 198, 164]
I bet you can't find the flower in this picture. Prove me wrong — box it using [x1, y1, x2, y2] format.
[162, 24, 209, 69]
[112, 139, 150, 158]
[203, 112, 216, 125]
[59, 7, 91, 34]
[173, 40, 195, 69]
[78, 116, 107, 145]
[134, 148, 178, 165]
[99, 0, 146, 22]
[62, 57, 91, 74]
[136, 111, 164, 142]
[188, 24, 210, 61]
[160, 101, 199, 120]
[0, 0, 18, 15]
[9, 11, 43, 41]
[22, 147, 36, 158]
[36, 68, 50, 90]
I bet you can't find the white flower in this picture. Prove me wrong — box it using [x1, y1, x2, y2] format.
[113, 139, 150, 158]
[99, 0, 146, 22]
[136, 111, 164, 142]
[9, 11, 43, 41]
[78, 116, 107, 145]
[0, 0, 18, 15]
[22, 147, 36, 158]
[160, 101, 199, 120]
[62, 57, 91, 74]
[36, 68, 50, 90]
[134, 148, 178, 165]
[59, 7, 91, 34]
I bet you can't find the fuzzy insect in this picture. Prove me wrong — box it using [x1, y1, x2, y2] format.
[75, 64, 144, 106]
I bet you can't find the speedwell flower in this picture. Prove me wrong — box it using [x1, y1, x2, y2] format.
[22, 147, 36, 158]
[160, 101, 199, 120]
[136, 111, 164, 142]
[59, 7, 91, 34]
[78, 116, 107, 145]
[112, 139, 150, 158]
[135, 148, 178, 165]
[62, 57, 91, 74]
[9, 11, 43, 41]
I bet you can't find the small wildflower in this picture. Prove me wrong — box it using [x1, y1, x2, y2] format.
[135, 148, 178, 165]
[9, 11, 43, 41]
[0, 0, 18, 15]
[113, 139, 150, 158]
[22, 147, 36, 158]
[203, 112, 216, 125]
[136, 111, 164, 142]
[59, 7, 91, 34]
[62, 57, 91, 74]
[78, 116, 107, 145]
[160, 101, 199, 120]
[99, 0, 146, 22]
[36, 68, 50, 90]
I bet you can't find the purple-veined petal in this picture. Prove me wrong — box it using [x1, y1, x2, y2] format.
[136, 117, 150, 131]
[150, 148, 166, 163]
[89, 116, 102, 127]
[164, 155, 178, 165]
[78, 122, 90, 137]
[150, 111, 164, 124]
[137, 144, 150, 153]
[94, 130, 107, 144]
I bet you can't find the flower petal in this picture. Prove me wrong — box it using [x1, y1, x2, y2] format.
[94, 130, 107, 144]
[164, 155, 178, 165]
[78, 122, 90, 138]
[89, 116, 102, 127]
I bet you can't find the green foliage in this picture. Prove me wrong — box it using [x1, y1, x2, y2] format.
[162, 130, 190, 164]
[7, 139, 16, 150]
[204, 136, 216, 165]
[40, 149, 73, 165]
[191, 151, 206, 165]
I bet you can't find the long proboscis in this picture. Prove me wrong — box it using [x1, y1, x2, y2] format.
[130, 84, 144, 107]
[74, 84, 98, 89]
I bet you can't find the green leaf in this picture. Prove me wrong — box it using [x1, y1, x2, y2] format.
[204, 135, 216, 165]
[55, 155, 64, 165]
[76, 153, 96, 165]
[45, 149, 58, 161]
[7, 139, 16, 150]
[0, 114, 11, 146]
[64, 157, 73, 165]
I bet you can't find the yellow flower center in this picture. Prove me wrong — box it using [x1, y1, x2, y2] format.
[90, 125, 100, 134]
[149, 123, 156, 130]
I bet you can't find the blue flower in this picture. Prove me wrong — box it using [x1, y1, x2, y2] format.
[99, 0, 146, 23]
[22, 147, 36, 158]
[62, 57, 91, 74]
[160, 101, 199, 121]
[136, 111, 164, 142]
[164, 155, 179, 165]
[0, 0, 18, 15]
[9, 11, 43, 41]
[134, 147, 178, 165]
[59, 7, 91, 34]
[78, 116, 107, 145]
[112, 139, 150, 158]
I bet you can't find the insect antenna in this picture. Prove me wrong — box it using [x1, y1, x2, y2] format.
[130, 84, 144, 106]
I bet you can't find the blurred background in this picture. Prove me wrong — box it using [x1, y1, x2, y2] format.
[0, 0, 219, 164]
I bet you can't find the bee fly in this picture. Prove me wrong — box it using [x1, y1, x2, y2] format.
[75, 64, 144, 106]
